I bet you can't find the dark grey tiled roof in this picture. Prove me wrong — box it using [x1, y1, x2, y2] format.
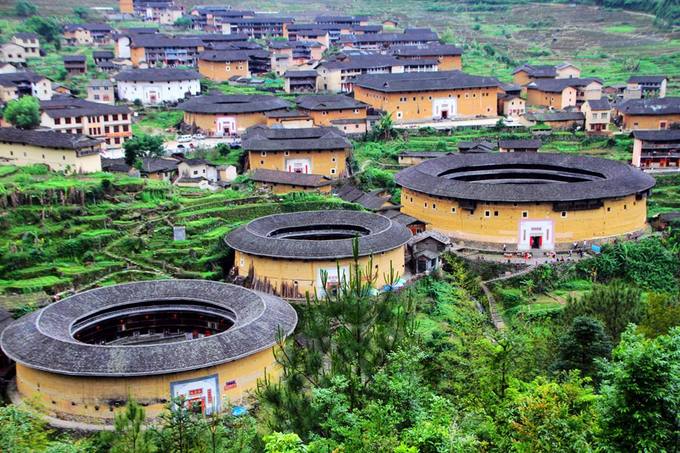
[101, 157, 130, 173]
[198, 50, 250, 62]
[115, 68, 200, 82]
[618, 97, 680, 116]
[339, 29, 438, 44]
[64, 23, 112, 32]
[632, 130, 680, 141]
[243, 125, 350, 151]
[265, 109, 310, 118]
[458, 140, 496, 153]
[380, 208, 420, 226]
[225, 210, 411, 259]
[587, 98, 611, 110]
[284, 70, 318, 78]
[0, 127, 101, 150]
[389, 44, 463, 57]
[527, 78, 602, 93]
[93, 50, 114, 58]
[353, 70, 500, 92]
[13, 32, 38, 40]
[627, 75, 666, 84]
[395, 153, 655, 203]
[63, 55, 86, 63]
[140, 157, 179, 173]
[250, 168, 332, 187]
[178, 94, 289, 114]
[0, 71, 47, 88]
[0, 280, 297, 376]
[512, 64, 557, 77]
[296, 94, 367, 111]
[41, 97, 131, 119]
[498, 139, 542, 149]
[333, 183, 392, 210]
[399, 150, 452, 158]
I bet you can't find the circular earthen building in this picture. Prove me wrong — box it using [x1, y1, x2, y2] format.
[1, 280, 297, 424]
[395, 153, 655, 250]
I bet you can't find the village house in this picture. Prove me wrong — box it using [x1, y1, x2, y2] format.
[93, 50, 115, 71]
[244, 125, 352, 178]
[0, 71, 52, 102]
[295, 94, 371, 133]
[0, 42, 26, 66]
[284, 70, 318, 94]
[249, 168, 334, 194]
[512, 62, 581, 86]
[407, 230, 450, 274]
[114, 68, 200, 105]
[315, 15, 367, 27]
[269, 41, 323, 75]
[198, 50, 250, 81]
[525, 111, 585, 130]
[617, 97, 680, 130]
[338, 28, 439, 51]
[497, 84, 525, 117]
[626, 76, 667, 99]
[288, 23, 345, 45]
[117, 33, 204, 68]
[526, 78, 602, 109]
[389, 44, 463, 71]
[351, 25, 383, 35]
[498, 139, 542, 153]
[293, 29, 330, 48]
[40, 97, 132, 148]
[631, 129, 680, 170]
[178, 93, 289, 136]
[221, 15, 293, 38]
[0, 127, 102, 173]
[458, 140, 496, 153]
[11, 33, 40, 59]
[265, 110, 314, 128]
[204, 40, 270, 74]
[102, 156, 179, 180]
[0, 64, 16, 74]
[316, 53, 439, 93]
[86, 79, 115, 105]
[190, 6, 255, 32]
[63, 55, 87, 76]
[63, 23, 114, 46]
[176, 158, 237, 184]
[581, 98, 611, 133]
[353, 70, 500, 123]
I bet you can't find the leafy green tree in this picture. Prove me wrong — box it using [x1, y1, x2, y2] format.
[174, 17, 193, 29]
[22, 17, 62, 49]
[372, 112, 395, 141]
[215, 143, 230, 157]
[639, 293, 680, 338]
[0, 404, 50, 453]
[256, 241, 417, 438]
[3, 96, 40, 129]
[123, 135, 165, 166]
[553, 316, 612, 379]
[499, 372, 600, 452]
[263, 432, 307, 453]
[14, 0, 37, 17]
[562, 280, 643, 341]
[111, 400, 155, 453]
[598, 326, 680, 452]
[73, 7, 88, 19]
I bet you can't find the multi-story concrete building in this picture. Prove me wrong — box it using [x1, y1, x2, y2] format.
[114, 68, 200, 105]
[40, 97, 132, 148]
[526, 78, 603, 109]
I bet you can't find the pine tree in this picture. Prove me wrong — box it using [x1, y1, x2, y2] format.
[111, 400, 155, 453]
[562, 280, 643, 341]
[256, 239, 417, 438]
[553, 316, 612, 378]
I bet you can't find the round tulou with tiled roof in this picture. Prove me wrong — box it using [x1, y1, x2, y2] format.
[225, 210, 412, 298]
[396, 153, 655, 251]
[1, 280, 297, 424]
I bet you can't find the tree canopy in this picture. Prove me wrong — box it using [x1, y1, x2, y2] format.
[3, 96, 41, 129]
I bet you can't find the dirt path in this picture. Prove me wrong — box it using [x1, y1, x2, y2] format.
[480, 264, 538, 330]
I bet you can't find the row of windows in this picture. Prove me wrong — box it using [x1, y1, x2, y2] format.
[54, 113, 129, 125]
[409, 195, 634, 217]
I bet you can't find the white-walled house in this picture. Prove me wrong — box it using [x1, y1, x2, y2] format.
[114, 68, 201, 105]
